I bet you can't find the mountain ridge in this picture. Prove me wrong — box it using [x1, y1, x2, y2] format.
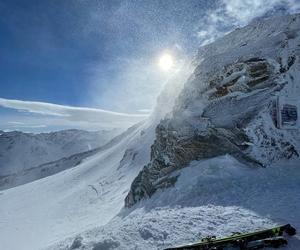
[0, 128, 121, 189]
[125, 13, 300, 207]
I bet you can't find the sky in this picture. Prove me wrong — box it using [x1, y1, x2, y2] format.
[0, 0, 299, 132]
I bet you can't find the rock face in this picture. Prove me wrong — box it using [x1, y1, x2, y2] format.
[125, 14, 300, 207]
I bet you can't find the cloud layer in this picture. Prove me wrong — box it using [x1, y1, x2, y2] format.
[0, 98, 148, 132]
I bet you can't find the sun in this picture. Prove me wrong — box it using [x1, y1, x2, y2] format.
[158, 53, 174, 71]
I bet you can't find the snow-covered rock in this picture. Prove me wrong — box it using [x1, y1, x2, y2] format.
[125, 13, 300, 207]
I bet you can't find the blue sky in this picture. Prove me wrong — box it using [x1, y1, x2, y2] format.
[0, 0, 299, 132]
[0, 0, 214, 107]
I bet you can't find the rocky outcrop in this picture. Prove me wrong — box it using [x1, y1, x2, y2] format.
[125, 58, 276, 207]
[125, 124, 259, 207]
[125, 14, 300, 207]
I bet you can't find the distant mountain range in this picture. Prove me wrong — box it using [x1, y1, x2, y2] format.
[0, 129, 121, 189]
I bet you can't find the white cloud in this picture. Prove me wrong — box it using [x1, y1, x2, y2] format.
[223, 0, 299, 24]
[137, 109, 153, 113]
[197, 0, 300, 46]
[8, 121, 25, 125]
[0, 98, 148, 131]
[7, 121, 47, 129]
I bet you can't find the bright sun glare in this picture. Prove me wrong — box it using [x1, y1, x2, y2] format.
[158, 53, 174, 71]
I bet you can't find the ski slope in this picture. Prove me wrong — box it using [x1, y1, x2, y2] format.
[0, 121, 155, 250]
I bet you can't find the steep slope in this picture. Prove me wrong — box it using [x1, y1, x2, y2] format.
[0, 129, 120, 176]
[126, 13, 300, 207]
[0, 127, 137, 190]
[0, 120, 156, 250]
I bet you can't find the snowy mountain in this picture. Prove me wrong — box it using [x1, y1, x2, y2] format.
[0, 13, 300, 250]
[0, 119, 156, 250]
[125, 13, 300, 207]
[0, 129, 120, 189]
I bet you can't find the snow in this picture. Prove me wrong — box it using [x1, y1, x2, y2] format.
[50, 206, 274, 250]
[46, 155, 300, 250]
[0, 129, 120, 176]
[0, 121, 155, 250]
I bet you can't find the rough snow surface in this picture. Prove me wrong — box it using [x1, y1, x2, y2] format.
[49, 206, 274, 250]
[47, 155, 300, 250]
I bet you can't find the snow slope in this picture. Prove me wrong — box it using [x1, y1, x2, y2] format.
[0, 127, 148, 191]
[0, 120, 155, 250]
[0, 129, 120, 176]
[0, 129, 122, 190]
[45, 156, 300, 250]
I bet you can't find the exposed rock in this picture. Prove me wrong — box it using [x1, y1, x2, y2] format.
[125, 55, 288, 207]
[118, 149, 138, 170]
[125, 14, 300, 207]
[92, 239, 120, 250]
[69, 235, 83, 249]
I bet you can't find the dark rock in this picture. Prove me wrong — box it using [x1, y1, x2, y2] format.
[92, 239, 120, 250]
[69, 235, 83, 249]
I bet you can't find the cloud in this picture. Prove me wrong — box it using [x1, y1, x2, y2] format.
[7, 121, 47, 129]
[8, 121, 25, 125]
[137, 109, 153, 113]
[197, 0, 300, 46]
[0, 98, 148, 131]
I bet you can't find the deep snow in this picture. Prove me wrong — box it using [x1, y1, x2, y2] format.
[46, 156, 300, 250]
